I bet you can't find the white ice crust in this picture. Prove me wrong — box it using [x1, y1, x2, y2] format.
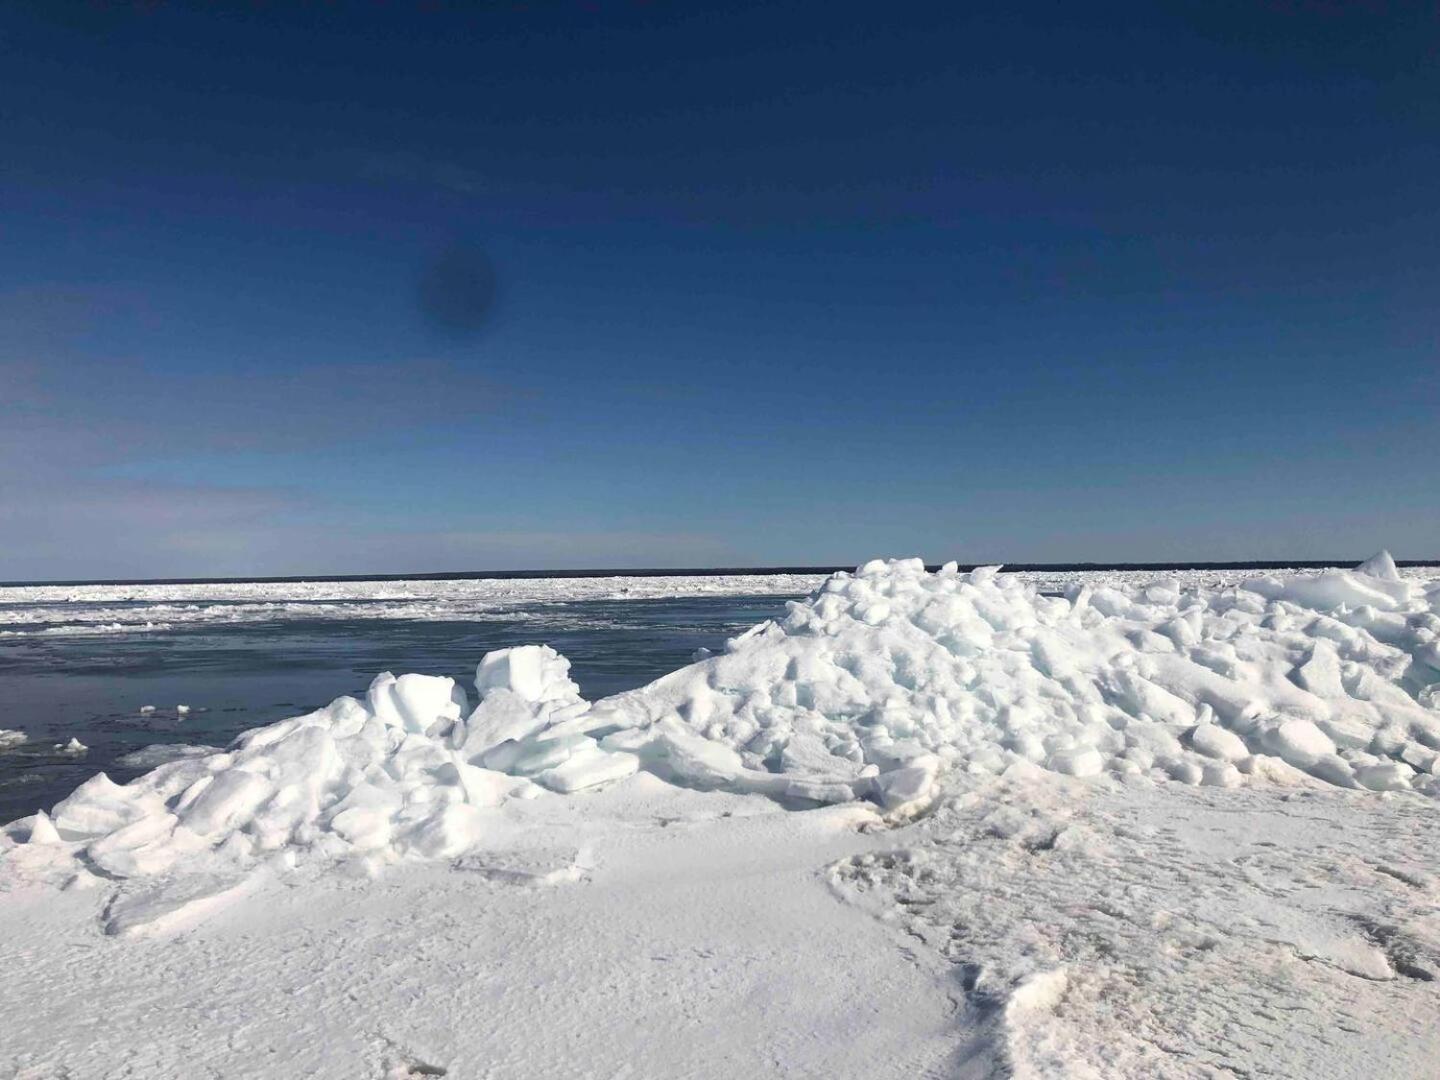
[0, 572, 828, 637]
[5, 553, 1440, 885]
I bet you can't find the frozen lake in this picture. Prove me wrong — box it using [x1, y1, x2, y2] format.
[4, 562, 1434, 825]
[0, 574, 822, 824]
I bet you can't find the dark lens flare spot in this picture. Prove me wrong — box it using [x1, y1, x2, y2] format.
[417, 244, 498, 337]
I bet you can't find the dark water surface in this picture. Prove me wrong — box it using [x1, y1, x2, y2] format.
[0, 594, 798, 824]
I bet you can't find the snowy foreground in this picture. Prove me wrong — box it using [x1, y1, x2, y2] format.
[4, 556, 1440, 1078]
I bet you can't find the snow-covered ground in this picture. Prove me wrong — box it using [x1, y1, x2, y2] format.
[3, 555, 1439, 1077]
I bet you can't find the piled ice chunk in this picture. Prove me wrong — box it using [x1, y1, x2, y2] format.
[589, 553, 1440, 804]
[460, 644, 641, 793]
[4, 554, 1439, 881]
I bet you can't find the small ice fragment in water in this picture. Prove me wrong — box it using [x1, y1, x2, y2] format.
[0, 729, 28, 750]
[138, 705, 157, 714]
[55, 737, 88, 755]
[117, 744, 222, 769]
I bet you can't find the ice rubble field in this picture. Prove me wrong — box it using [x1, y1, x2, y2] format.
[0, 565, 1398, 636]
[6, 551, 1439, 879]
[3, 555, 1440, 1078]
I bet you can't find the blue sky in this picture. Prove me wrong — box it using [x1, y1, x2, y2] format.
[2, 2, 1436, 579]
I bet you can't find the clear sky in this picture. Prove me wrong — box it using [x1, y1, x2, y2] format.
[2, 2, 1436, 580]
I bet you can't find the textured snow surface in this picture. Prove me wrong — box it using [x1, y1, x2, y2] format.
[3, 556, 1439, 1077]
[1, 781, 963, 1079]
[831, 770, 1440, 1078]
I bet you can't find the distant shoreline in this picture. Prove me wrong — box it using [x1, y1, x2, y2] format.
[5, 558, 1437, 590]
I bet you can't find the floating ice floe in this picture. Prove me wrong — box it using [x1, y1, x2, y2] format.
[116, 744, 225, 769]
[0, 730, 27, 751]
[3, 553, 1438, 885]
[54, 738, 87, 755]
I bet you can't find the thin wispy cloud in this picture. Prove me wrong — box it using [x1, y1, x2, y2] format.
[358, 150, 488, 196]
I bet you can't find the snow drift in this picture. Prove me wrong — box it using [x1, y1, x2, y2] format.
[4, 554, 1439, 885]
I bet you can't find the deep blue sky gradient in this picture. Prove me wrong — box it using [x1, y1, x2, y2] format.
[2, 2, 1436, 578]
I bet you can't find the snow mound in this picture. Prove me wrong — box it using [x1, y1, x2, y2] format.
[1355, 548, 1401, 581]
[593, 553, 1440, 802]
[4, 557, 1439, 883]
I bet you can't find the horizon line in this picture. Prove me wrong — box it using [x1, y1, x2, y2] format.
[4, 557, 1437, 590]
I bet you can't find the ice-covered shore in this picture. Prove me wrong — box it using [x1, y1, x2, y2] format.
[6, 552, 1439, 883]
[3, 555, 1439, 1078]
